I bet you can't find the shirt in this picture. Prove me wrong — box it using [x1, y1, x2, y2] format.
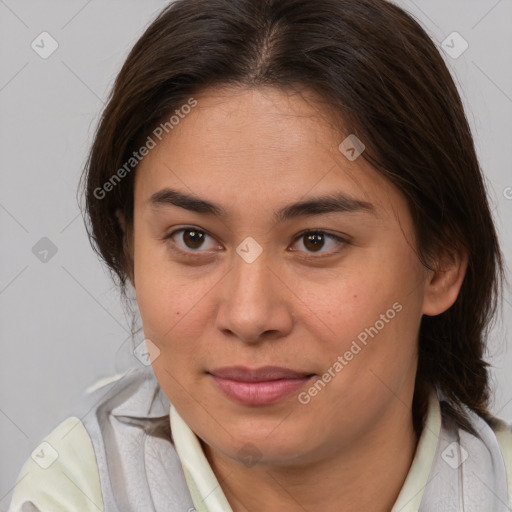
[7, 366, 512, 511]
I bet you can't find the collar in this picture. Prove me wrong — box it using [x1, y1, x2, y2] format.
[170, 404, 234, 512]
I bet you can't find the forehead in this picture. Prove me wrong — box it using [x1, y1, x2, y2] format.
[133, 85, 406, 219]
[142, 85, 343, 169]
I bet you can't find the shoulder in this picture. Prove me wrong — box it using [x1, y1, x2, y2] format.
[9, 367, 181, 511]
[8, 368, 151, 511]
[491, 416, 512, 505]
[8, 416, 103, 512]
[491, 416, 512, 464]
[8, 367, 178, 511]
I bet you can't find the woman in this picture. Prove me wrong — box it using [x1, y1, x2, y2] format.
[9, 0, 511, 510]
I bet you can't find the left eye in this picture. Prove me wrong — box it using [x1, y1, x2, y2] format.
[289, 230, 347, 255]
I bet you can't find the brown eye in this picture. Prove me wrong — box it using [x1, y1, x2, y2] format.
[164, 227, 222, 255]
[181, 229, 205, 249]
[290, 230, 348, 256]
[303, 232, 326, 252]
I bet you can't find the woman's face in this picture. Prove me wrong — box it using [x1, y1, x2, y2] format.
[131, 85, 430, 467]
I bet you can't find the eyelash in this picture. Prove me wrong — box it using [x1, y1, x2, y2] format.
[161, 227, 349, 259]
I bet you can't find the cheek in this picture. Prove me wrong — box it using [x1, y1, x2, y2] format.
[297, 267, 420, 439]
[303, 243, 423, 384]
[298, 254, 419, 351]
[133, 238, 198, 354]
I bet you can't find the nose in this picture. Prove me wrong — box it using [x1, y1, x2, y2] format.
[215, 248, 294, 344]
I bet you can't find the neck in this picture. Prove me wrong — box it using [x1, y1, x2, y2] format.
[202, 399, 420, 512]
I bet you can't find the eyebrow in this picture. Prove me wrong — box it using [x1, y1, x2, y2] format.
[148, 187, 377, 223]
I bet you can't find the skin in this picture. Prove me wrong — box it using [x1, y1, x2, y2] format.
[118, 85, 467, 512]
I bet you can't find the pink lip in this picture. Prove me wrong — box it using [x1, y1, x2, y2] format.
[208, 366, 314, 406]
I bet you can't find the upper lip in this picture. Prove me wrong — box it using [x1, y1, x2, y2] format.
[208, 366, 314, 382]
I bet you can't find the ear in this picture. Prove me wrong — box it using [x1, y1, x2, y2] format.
[115, 208, 135, 286]
[422, 245, 468, 316]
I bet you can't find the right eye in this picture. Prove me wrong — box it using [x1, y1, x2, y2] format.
[163, 227, 224, 255]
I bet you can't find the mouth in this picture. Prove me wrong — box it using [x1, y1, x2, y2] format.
[207, 366, 315, 406]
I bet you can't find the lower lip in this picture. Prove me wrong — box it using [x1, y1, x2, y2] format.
[210, 375, 313, 406]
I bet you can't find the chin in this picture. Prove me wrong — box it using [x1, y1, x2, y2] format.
[208, 419, 315, 465]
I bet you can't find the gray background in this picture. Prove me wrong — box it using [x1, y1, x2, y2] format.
[0, 0, 511, 505]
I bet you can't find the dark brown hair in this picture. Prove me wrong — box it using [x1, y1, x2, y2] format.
[80, 0, 505, 433]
